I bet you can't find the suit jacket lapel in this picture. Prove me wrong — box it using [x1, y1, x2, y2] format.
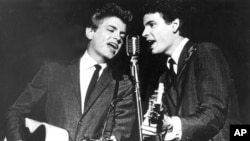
[177, 40, 194, 75]
[83, 67, 113, 114]
[176, 41, 197, 112]
[175, 41, 197, 84]
[163, 41, 197, 115]
[160, 41, 197, 116]
[69, 59, 82, 107]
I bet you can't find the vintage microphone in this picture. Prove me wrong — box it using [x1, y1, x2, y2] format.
[126, 35, 140, 83]
[126, 35, 143, 141]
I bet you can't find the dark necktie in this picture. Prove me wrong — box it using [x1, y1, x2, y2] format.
[165, 58, 178, 115]
[85, 64, 101, 106]
[168, 58, 176, 84]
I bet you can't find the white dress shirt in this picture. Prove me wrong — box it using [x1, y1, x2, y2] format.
[80, 51, 107, 113]
[167, 38, 189, 74]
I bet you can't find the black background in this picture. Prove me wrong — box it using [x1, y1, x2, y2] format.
[0, 0, 250, 139]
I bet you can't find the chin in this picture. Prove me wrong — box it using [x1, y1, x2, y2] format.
[106, 54, 116, 60]
[151, 49, 160, 54]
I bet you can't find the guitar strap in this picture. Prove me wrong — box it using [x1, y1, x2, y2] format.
[101, 79, 119, 139]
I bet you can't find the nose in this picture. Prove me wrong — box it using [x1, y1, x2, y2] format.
[142, 28, 148, 37]
[113, 32, 123, 44]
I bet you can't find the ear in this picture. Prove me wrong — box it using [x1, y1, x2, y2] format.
[85, 27, 95, 40]
[171, 18, 180, 33]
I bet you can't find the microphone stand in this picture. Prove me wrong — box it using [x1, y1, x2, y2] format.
[130, 56, 143, 141]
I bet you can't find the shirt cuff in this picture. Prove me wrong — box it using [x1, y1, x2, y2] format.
[172, 116, 182, 140]
[163, 116, 182, 141]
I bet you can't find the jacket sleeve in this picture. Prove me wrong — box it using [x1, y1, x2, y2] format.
[180, 43, 231, 141]
[5, 63, 48, 141]
[108, 76, 136, 141]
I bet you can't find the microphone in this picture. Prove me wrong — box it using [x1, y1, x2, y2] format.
[126, 35, 140, 79]
[126, 35, 140, 57]
[126, 35, 143, 141]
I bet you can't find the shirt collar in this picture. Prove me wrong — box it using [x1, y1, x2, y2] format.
[80, 51, 107, 70]
[170, 38, 189, 65]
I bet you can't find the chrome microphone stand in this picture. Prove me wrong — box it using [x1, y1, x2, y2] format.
[130, 56, 143, 141]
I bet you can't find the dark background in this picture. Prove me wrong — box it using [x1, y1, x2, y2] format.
[0, 0, 250, 139]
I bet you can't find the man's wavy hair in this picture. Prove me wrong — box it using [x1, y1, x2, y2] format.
[86, 3, 133, 30]
[143, 0, 194, 36]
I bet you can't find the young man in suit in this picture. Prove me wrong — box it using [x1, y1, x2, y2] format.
[141, 0, 240, 141]
[5, 3, 136, 141]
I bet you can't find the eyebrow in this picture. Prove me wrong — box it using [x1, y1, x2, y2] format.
[108, 25, 126, 35]
[108, 25, 117, 30]
[144, 20, 154, 26]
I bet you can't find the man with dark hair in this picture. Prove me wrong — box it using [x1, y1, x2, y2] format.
[5, 3, 135, 141]
[141, 0, 240, 141]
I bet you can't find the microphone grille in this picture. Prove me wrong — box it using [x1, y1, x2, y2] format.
[126, 35, 140, 56]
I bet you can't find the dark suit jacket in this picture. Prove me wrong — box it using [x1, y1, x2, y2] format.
[159, 41, 240, 141]
[5, 59, 136, 141]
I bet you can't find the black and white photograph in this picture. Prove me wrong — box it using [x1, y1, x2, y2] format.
[0, 0, 249, 141]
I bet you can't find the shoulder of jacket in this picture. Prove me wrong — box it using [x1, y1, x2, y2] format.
[196, 42, 221, 51]
[194, 42, 223, 57]
[41, 60, 71, 72]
